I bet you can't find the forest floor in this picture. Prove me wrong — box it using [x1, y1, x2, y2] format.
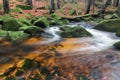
[0, 0, 117, 18]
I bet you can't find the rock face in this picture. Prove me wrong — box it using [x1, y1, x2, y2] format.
[94, 19, 120, 32]
[59, 26, 92, 38]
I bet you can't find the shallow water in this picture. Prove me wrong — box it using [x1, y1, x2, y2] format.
[0, 22, 120, 80]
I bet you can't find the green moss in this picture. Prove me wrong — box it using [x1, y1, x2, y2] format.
[18, 18, 31, 26]
[69, 10, 76, 15]
[49, 13, 69, 25]
[0, 4, 3, 9]
[8, 31, 30, 41]
[116, 30, 120, 37]
[2, 18, 21, 31]
[60, 26, 92, 38]
[114, 41, 120, 50]
[16, 4, 32, 10]
[19, 25, 44, 36]
[22, 59, 38, 70]
[94, 19, 120, 32]
[33, 17, 49, 28]
[0, 29, 8, 37]
[11, 7, 22, 13]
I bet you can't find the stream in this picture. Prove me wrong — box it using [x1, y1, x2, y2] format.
[0, 21, 120, 80]
[40, 22, 120, 53]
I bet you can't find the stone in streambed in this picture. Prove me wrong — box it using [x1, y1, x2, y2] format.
[116, 30, 120, 37]
[59, 26, 92, 38]
[19, 25, 44, 36]
[114, 41, 120, 50]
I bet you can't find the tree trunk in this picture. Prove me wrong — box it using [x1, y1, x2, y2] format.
[27, 0, 33, 7]
[100, 0, 111, 14]
[50, 0, 55, 14]
[113, 0, 119, 7]
[85, 0, 92, 14]
[57, 0, 60, 9]
[3, 0, 9, 14]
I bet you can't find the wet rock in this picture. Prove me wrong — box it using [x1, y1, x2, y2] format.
[59, 26, 92, 38]
[114, 41, 120, 50]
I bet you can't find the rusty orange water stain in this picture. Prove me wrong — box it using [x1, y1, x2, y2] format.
[56, 38, 88, 54]
[23, 37, 43, 45]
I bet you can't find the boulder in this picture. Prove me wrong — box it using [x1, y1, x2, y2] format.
[59, 26, 92, 38]
[94, 19, 120, 32]
[116, 30, 120, 37]
[8, 31, 30, 41]
[114, 41, 120, 50]
[19, 25, 44, 36]
[2, 18, 21, 31]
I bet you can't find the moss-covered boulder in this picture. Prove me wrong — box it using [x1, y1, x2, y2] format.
[0, 29, 8, 38]
[59, 26, 92, 38]
[116, 30, 120, 37]
[114, 41, 120, 50]
[8, 31, 30, 41]
[19, 25, 44, 36]
[33, 17, 49, 28]
[94, 19, 120, 32]
[2, 18, 21, 31]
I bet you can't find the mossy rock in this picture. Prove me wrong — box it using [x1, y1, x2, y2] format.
[33, 17, 49, 28]
[94, 19, 120, 32]
[2, 18, 21, 31]
[114, 41, 120, 50]
[0, 29, 8, 38]
[116, 30, 120, 37]
[22, 59, 39, 70]
[19, 25, 44, 36]
[8, 31, 30, 41]
[59, 26, 92, 38]
[16, 4, 32, 10]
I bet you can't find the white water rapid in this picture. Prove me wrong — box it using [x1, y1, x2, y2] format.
[39, 22, 120, 52]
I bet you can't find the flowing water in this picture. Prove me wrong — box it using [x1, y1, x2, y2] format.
[0, 22, 120, 80]
[40, 22, 120, 53]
